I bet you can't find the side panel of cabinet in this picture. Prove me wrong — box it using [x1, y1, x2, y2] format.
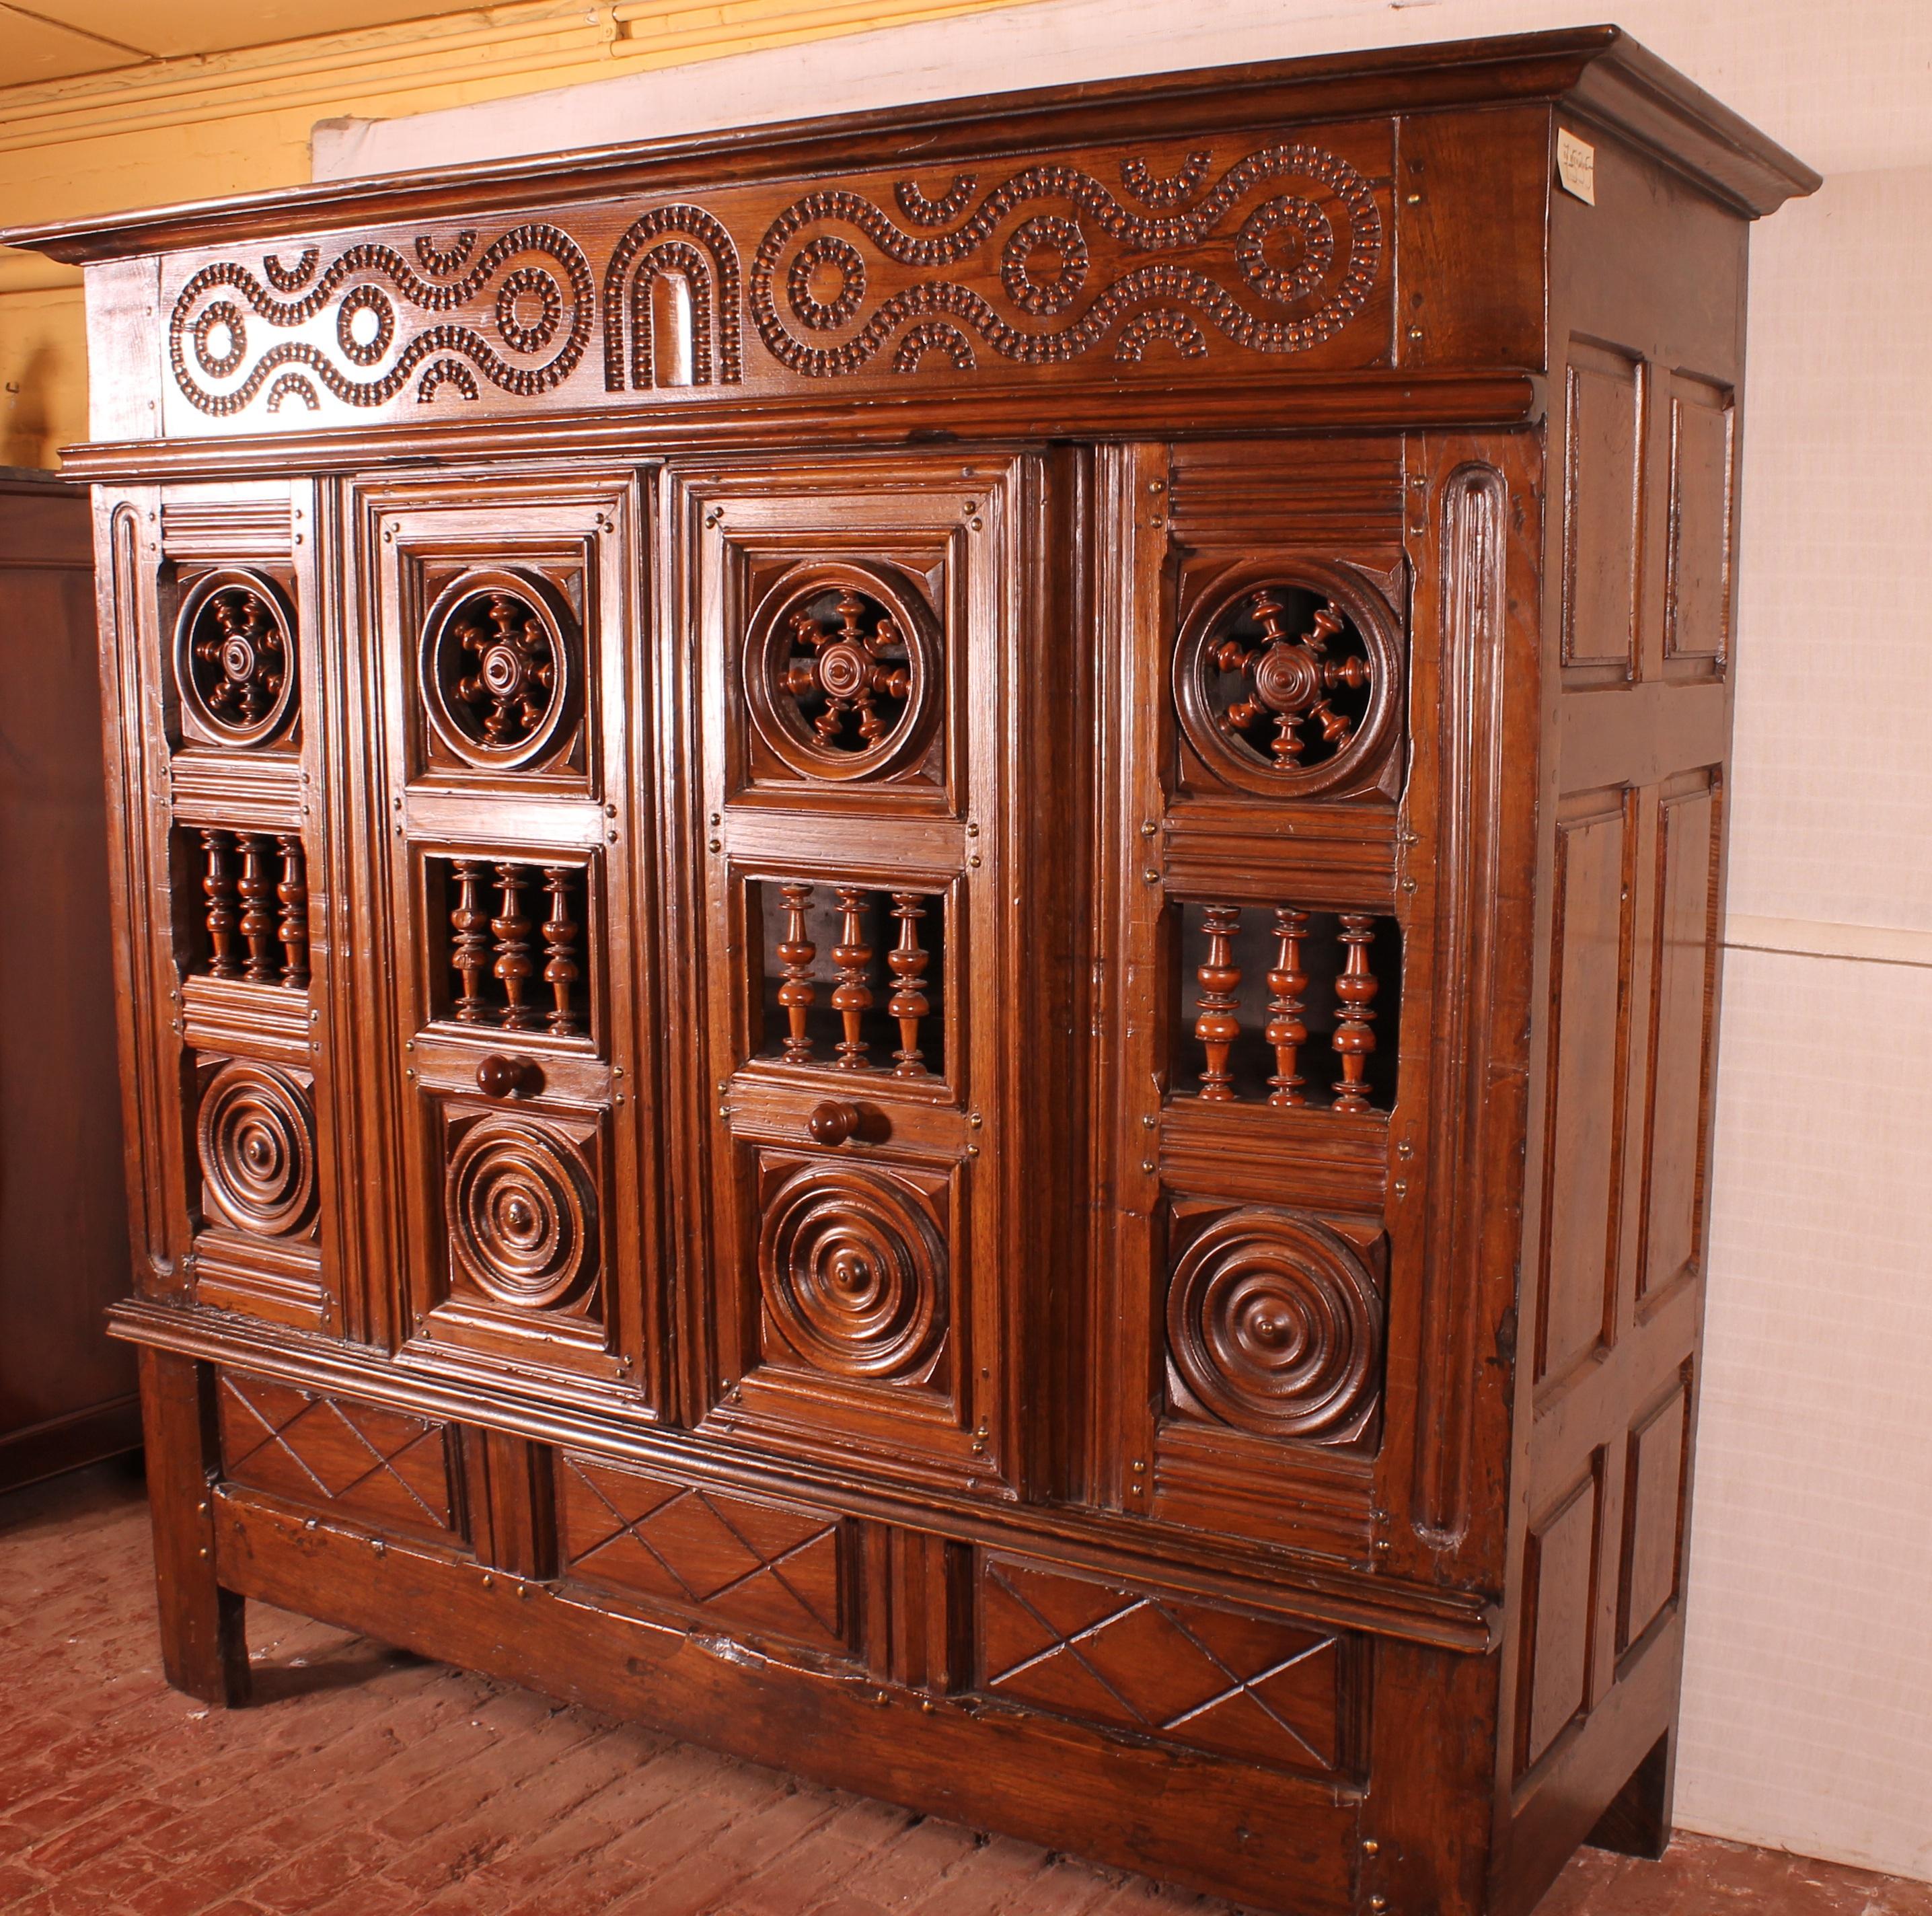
[661, 451, 1080, 1500]
[347, 472, 667, 1415]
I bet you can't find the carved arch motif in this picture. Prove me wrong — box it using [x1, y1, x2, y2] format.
[1166, 1208, 1382, 1443]
[601, 205, 743, 390]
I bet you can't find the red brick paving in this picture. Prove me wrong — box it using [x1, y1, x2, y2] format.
[3, 1463, 1930, 1916]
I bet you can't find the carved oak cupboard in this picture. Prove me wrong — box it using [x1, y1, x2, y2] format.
[3, 28, 1816, 1916]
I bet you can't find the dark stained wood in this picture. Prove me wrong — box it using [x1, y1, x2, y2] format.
[0, 468, 141, 1494]
[2, 30, 1814, 1916]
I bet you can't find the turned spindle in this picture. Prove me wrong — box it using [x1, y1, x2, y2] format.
[776, 883, 817, 1062]
[887, 891, 930, 1077]
[201, 830, 239, 978]
[493, 863, 539, 1031]
[237, 836, 277, 982]
[540, 866, 581, 1036]
[449, 860, 492, 1023]
[1265, 907, 1309, 1107]
[1331, 914, 1379, 1113]
[830, 887, 874, 1071]
[1194, 904, 1242, 1101]
[275, 835, 309, 990]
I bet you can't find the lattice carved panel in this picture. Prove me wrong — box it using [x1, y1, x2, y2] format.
[558, 1451, 850, 1655]
[978, 1555, 1355, 1777]
[217, 1372, 460, 1543]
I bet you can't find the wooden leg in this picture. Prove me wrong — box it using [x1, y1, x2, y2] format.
[137, 1347, 250, 1707]
[1586, 1731, 1673, 1861]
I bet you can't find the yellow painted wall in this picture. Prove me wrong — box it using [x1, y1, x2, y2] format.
[0, 0, 1039, 467]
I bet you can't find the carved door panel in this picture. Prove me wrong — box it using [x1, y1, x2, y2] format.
[669, 453, 1053, 1498]
[359, 475, 663, 1411]
[1092, 441, 1417, 1566]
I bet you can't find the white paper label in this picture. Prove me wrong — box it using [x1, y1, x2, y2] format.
[1557, 129, 1596, 205]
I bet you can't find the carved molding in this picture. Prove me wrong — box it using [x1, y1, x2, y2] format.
[196, 1060, 318, 1239]
[1166, 1208, 1382, 1444]
[758, 1158, 948, 1381]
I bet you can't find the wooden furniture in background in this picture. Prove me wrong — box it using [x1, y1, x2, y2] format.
[0, 467, 139, 1491]
[2, 28, 1816, 1915]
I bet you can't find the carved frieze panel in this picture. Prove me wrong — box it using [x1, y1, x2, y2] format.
[155, 122, 1394, 436]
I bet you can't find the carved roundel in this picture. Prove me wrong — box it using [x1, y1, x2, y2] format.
[174, 568, 299, 747]
[743, 562, 941, 782]
[447, 1115, 598, 1310]
[759, 1163, 947, 1380]
[1166, 1208, 1381, 1442]
[421, 568, 581, 772]
[196, 1060, 317, 1239]
[1173, 561, 1402, 798]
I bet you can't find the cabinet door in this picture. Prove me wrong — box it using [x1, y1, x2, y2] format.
[1092, 441, 1413, 1564]
[666, 453, 1068, 1498]
[357, 475, 665, 1411]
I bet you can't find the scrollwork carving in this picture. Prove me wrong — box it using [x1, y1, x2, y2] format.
[1166, 1208, 1381, 1443]
[447, 1115, 598, 1311]
[420, 568, 581, 772]
[759, 1162, 947, 1381]
[196, 1060, 318, 1239]
[173, 567, 299, 747]
[1173, 561, 1402, 798]
[168, 223, 593, 417]
[750, 141, 1382, 378]
[743, 563, 940, 782]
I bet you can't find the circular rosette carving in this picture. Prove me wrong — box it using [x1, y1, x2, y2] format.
[174, 568, 299, 747]
[758, 1163, 947, 1380]
[744, 562, 941, 782]
[421, 568, 581, 772]
[196, 1061, 317, 1239]
[1173, 562, 1401, 798]
[447, 1116, 597, 1310]
[1166, 1209, 1381, 1442]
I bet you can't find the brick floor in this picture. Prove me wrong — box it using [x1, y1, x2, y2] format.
[3, 1463, 1929, 1916]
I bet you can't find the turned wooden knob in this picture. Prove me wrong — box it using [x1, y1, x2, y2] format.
[806, 1099, 889, 1146]
[476, 1054, 541, 1100]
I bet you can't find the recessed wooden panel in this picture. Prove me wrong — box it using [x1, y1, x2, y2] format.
[558, 1450, 851, 1656]
[1618, 1374, 1690, 1654]
[978, 1554, 1358, 1778]
[217, 1371, 459, 1545]
[1637, 772, 1721, 1302]
[1518, 1457, 1602, 1773]
[1663, 375, 1736, 671]
[1560, 339, 1645, 679]
[1534, 788, 1636, 1389]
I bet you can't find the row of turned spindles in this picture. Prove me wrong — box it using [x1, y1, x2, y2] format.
[1195, 906, 1381, 1114]
[775, 883, 933, 1076]
[200, 830, 307, 989]
[447, 860, 583, 1036]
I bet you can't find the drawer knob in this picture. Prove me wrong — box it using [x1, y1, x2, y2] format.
[476, 1054, 542, 1100]
[807, 1099, 889, 1146]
